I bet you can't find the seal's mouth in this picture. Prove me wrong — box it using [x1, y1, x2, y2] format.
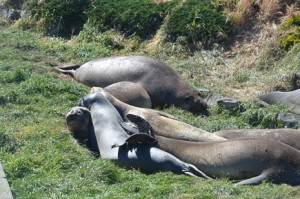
[66, 107, 89, 129]
[66, 112, 83, 123]
[189, 100, 209, 116]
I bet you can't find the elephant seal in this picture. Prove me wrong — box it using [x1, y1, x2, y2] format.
[56, 55, 208, 114]
[154, 135, 300, 185]
[74, 93, 210, 178]
[259, 89, 300, 114]
[213, 128, 300, 151]
[92, 81, 152, 108]
[90, 87, 225, 142]
[67, 103, 300, 185]
[125, 115, 300, 185]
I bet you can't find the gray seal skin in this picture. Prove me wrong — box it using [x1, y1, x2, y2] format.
[66, 106, 300, 185]
[213, 128, 300, 151]
[92, 81, 152, 108]
[91, 87, 225, 142]
[56, 55, 208, 115]
[75, 93, 210, 178]
[259, 89, 300, 114]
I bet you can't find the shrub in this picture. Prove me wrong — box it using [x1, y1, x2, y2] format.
[166, 0, 231, 49]
[241, 104, 287, 128]
[87, 0, 175, 40]
[23, 0, 91, 37]
[279, 15, 300, 51]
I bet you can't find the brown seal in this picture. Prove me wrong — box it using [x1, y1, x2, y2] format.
[91, 87, 225, 142]
[92, 81, 152, 108]
[154, 135, 300, 185]
[213, 128, 300, 151]
[56, 55, 208, 114]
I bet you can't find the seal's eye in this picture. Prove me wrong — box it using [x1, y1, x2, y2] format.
[185, 96, 191, 101]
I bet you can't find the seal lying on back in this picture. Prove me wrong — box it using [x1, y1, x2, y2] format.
[56, 55, 208, 114]
[98, 81, 152, 108]
[90, 87, 225, 142]
[74, 93, 210, 178]
[213, 128, 300, 151]
[259, 89, 300, 114]
[67, 101, 300, 185]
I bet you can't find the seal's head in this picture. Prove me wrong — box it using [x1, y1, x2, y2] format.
[178, 89, 209, 115]
[66, 106, 91, 142]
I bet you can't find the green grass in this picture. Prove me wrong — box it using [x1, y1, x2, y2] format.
[1, 25, 300, 198]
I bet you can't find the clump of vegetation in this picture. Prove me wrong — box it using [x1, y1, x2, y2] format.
[87, 0, 174, 40]
[23, 0, 90, 37]
[166, 0, 231, 49]
[241, 103, 288, 128]
[279, 15, 300, 51]
[215, 0, 299, 33]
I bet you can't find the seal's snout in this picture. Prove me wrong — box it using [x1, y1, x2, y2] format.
[190, 98, 209, 116]
[66, 107, 90, 126]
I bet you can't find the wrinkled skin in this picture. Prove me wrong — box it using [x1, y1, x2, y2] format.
[56, 56, 208, 115]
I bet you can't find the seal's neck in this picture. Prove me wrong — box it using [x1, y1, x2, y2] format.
[89, 103, 129, 157]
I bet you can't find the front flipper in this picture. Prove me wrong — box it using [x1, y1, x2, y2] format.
[120, 120, 140, 135]
[126, 114, 155, 137]
[111, 133, 157, 149]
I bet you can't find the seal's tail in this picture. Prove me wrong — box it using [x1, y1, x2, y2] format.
[55, 67, 76, 78]
[183, 163, 212, 179]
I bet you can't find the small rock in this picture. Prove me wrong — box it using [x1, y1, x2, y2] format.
[251, 99, 270, 108]
[277, 113, 299, 128]
[217, 98, 240, 110]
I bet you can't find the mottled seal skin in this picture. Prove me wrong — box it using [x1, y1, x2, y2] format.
[91, 81, 152, 108]
[259, 89, 300, 114]
[66, 105, 300, 185]
[74, 93, 210, 178]
[213, 128, 300, 151]
[66, 106, 99, 153]
[91, 87, 225, 142]
[155, 136, 300, 185]
[56, 55, 208, 114]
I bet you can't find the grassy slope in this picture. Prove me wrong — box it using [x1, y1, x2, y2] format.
[0, 25, 300, 198]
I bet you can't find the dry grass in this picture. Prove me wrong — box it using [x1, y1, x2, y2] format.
[150, 1, 300, 100]
[222, 0, 299, 33]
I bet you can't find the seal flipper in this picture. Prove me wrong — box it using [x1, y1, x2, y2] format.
[126, 114, 155, 137]
[111, 133, 157, 148]
[182, 163, 212, 179]
[120, 120, 140, 135]
[55, 67, 76, 78]
[56, 64, 81, 70]
[234, 172, 269, 186]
